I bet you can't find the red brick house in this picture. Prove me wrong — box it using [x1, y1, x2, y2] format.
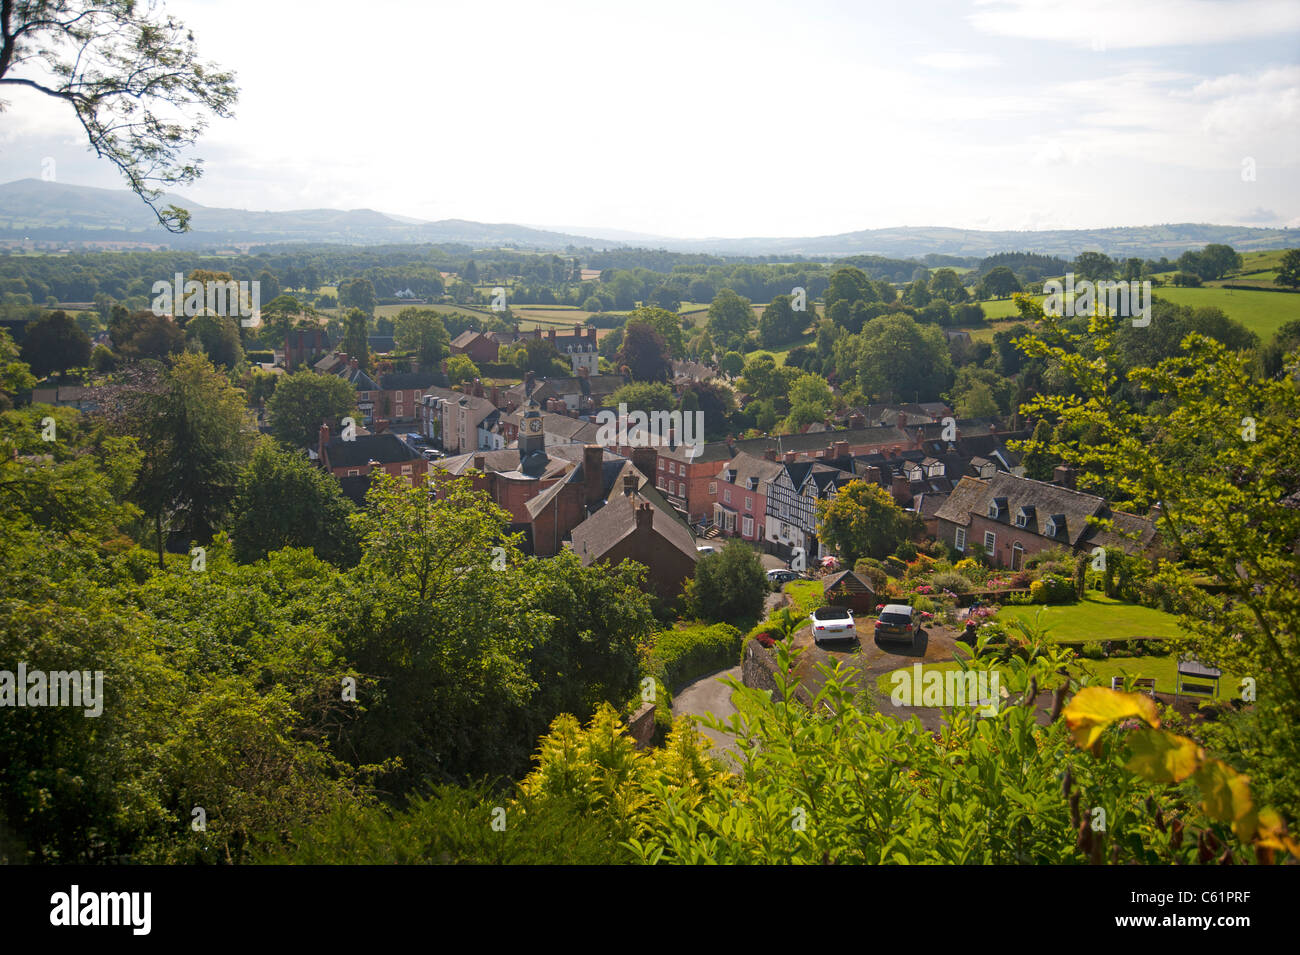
[934, 469, 1157, 570]
[570, 490, 698, 605]
[317, 424, 426, 482]
[449, 330, 500, 365]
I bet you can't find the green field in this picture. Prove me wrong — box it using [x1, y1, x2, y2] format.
[995, 593, 1190, 643]
[1151, 287, 1298, 339]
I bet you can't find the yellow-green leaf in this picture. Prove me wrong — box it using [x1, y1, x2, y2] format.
[1194, 759, 1255, 842]
[1125, 728, 1204, 783]
[1062, 687, 1160, 749]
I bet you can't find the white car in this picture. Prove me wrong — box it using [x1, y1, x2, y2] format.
[811, 606, 856, 646]
[696, 545, 716, 555]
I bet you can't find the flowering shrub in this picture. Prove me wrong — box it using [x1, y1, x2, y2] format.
[913, 583, 934, 595]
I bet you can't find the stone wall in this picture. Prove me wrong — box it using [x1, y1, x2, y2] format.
[628, 702, 656, 750]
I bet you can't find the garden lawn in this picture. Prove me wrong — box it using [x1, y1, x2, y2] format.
[876, 656, 1239, 701]
[995, 592, 1189, 643]
[782, 579, 825, 618]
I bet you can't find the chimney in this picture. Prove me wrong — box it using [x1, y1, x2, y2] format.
[409, 356, 419, 372]
[891, 473, 912, 504]
[350, 357, 359, 371]
[834, 440, 849, 458]
[896, 411, 906, 428]
[318, 422, 331, 463]
[548, 328, 556, 340]
[584, 445, 604, 505]
[848, 412, 866, 430]
[1053, 465, 1077, 489]
[783, 450, 796, 463]
[473, 380, 485, 398]
[635, 502, 653, 531]
[866, 464, 882, 485]
[473, 454, 486, 471]
[623, 473, 638, 495]
[763, 447, 777, 462]
[631, 446, 657, 480]
[490, 384, 500, 407]
[578, 365, 589, 378]
[525, 371, 535, 396]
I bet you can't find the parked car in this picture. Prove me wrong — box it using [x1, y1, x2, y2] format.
[767, 568, 799, 584]
[810, 606, 856, 646]
[696, 545, 716, 555]
[875, 603, 921, 647]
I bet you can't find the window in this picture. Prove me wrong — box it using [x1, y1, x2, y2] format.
[658, 459, 664, 470]
[708, 481, 717, 495]
[347, 469, 360, 477]
[742, 515, 754, 537]
[954, 528, 966, 552]
[1015, 511, 1027, 528]
[984, 531, 996, 556]
[724, 488, 732, 504]
[401, 465, 412, 474]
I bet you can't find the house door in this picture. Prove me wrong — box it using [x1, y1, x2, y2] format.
[1011, 543, 1024, 572]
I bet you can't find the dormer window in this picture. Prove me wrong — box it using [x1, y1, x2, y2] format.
[925, 461, 945, 478]
[1045, 514, 1066, 538]
[1015, 506, 1035, 529]
[747, 477, 759, 491]
[987, 497, 1007, 520]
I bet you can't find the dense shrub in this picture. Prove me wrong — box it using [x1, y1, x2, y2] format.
[1081, 641, 1106, 660]
[646, 623, 744, 692]
[930, 570, 973, 594]
[852, 557, 888, 593]
[1030, 573, 1076, 604]
[894, 541, 918, 561]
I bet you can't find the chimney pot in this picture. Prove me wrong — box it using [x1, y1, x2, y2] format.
[623, 473, 637, 495]
[763, 447, 777, 461]
[783, 450, 796, 463]
[635, 502, 653, 531]
[473, 454, 486, 471]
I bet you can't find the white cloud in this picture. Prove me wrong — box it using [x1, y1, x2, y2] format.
[969, 0, 1300, 49]
[916, 51, 1002, 70]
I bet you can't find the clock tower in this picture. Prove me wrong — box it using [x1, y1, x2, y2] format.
[518, 399, 546, 456]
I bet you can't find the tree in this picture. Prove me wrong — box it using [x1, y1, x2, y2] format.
[1015, 295, 1300, 820]
[690, 539, 767, 624]
[341, 309, 370, 371]
[617, 320, 671, 382]
[609, 382, 674, 413]
[445, 354, 479, 384]
[266, 370, 357, 450]
[953, 380, 999, 418]
[20, 310, 91, 377]
[784, 372, 834, 431]
[718, 350, 743, 378]
[706, 289, 755, 352]
[340, 279, 376, 316]
[1073, 251, 1116, 281]
[0, 1, 238, 230]
[625, 306, 684, 359]
[759, 294, 803, 348]
[824, 267, 875, 315]
[1274, 249, 1300, 290]
[394, 308, 450, 366]
[815, 480, 912, 564]
[108, 307, 184, 362]
[256, 269, 281, 302]
[738, 353, 797, 403]
[835, 313, 952, 402]
[230, 441, 358, 566]
[185, 313, 243, 370]
[927, 268, 968, 303]
[124, 353, 256, 566]
[463, 260, 479, 284]
[1018, 419, 1057, 481]
[978, 266, 1022, 300]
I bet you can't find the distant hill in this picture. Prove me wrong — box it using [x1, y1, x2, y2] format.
[2, 178, 1296, 259]
[0, 179, 620, 250]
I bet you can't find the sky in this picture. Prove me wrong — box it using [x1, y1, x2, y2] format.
[1, 0, 1298, 238]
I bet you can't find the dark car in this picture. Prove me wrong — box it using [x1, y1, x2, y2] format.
[767, 569, 799, 584]
[875, 603, 922, 647]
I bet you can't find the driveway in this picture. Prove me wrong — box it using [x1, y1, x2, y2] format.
[671, 666, 743, 768]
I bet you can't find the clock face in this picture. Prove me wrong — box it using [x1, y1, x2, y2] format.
[527, 418, 543, 434]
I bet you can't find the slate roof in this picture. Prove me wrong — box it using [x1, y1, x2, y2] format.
[716, 451, 784, 489]
[934, 472, 1157, 551]
[570, 491, 698, 565]
[324, 433, 424, 469]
